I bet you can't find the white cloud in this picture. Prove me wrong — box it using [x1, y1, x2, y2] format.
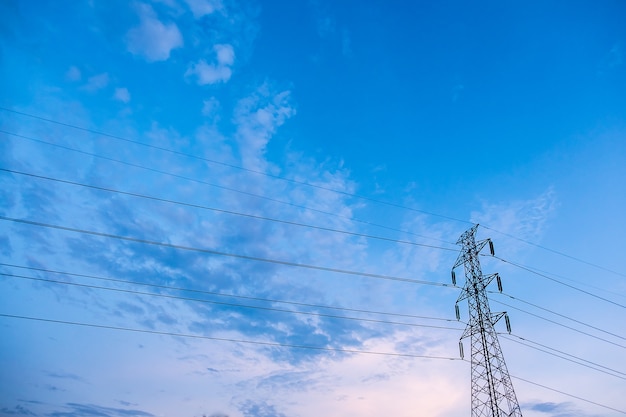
[186, 60, 231, 85]
[184, 0, 223, 18]
[219, 328, 465, 417]
[113, 87, 131, 103]
[3, 89, 465, 417]
[215, 43, 234, 65]
[81, 72, 109, 92]
[126, 3, 183, 62]
[153, 0, 179, 8]
[470, 188, 558, 253]
[233, 84, 295, 171]
[65, 66, 81, 82]
[186, 44, 235, 85]
[202, 96, 220, 118]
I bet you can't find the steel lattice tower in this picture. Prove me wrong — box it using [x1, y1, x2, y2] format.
[451, 225, 522, 417]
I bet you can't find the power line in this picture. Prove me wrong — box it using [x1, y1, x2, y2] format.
[456, 358, 626, 415]
[480, 224, 626, 279]
[0, 262, 453, 322]
[490, 298, 626, 350]
[8, 266, 619, 371]
[499, 333, 626, 381]
[3, 108, 622, 280]
[2, 272, 465, 331]
[4, 309, 624, 414]
[509, 374, 626, 415]
[481, 253, 626, 299]
[0, 106, 471, 226]
[0, 216, 456, 288]
[493, 255, 626, 309]
[0, 313, 462, 360]
[0, 129, 455, 246]
[490, 291, 626, 341]
[0, 168, 458, 252]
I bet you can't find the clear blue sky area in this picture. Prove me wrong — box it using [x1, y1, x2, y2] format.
[1, 1, 625, 417]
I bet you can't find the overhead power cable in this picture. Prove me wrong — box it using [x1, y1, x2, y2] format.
[0, 262, 452, 322]
[0, 129, 454, 246]
[493, 255, 626, 309]
[481, 254, 626, 299]
[499, 333, 626, 380]
[480, 224, 626, 279]
[0, 106, 470, 225]
[490, 291, 625, 341]
[0, 168, 457, 252]
[510, 374, 626, 415]
[458, 359, 626, 414]
[2, 108, 622, 279]
[0, 216, 456, 288]
[0, 313, 462, 360]
[490, 298, 626, 349]
[2, 273, 465, 331]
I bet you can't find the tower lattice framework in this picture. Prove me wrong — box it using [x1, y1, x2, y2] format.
[452, 225, 522, 417]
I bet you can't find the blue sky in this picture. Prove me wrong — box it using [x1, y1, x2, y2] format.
[1, 1, 625, 416]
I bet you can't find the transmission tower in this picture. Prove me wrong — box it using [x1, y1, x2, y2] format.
[451, 225, 522, 417]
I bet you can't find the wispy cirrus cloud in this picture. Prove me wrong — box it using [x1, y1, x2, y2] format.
[126, 3, 183, 62]
[45, 371, 87, 383]
[523, 400, 603, 417]
[233, 84, 295, 171]
[529, 401, 572, 413]
[0, 405, 37, 416]
[48, 403, 155, 417]
[471, 187, 557, 252]
[240, 401, 288, 417]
